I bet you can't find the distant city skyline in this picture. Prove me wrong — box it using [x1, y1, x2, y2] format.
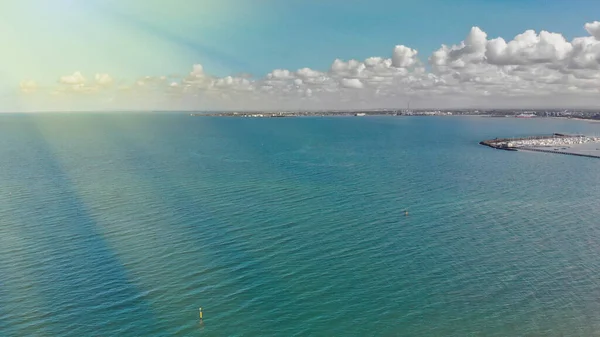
[4, 0, 600, 112]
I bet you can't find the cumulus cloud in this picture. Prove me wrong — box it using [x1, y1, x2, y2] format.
[59, 71, 86, 85]
[19, 80, 37, 93]
[268, 69, 295, 80]
[16, 20, 600, 111]
[392, 45, 419, 68]
[95, 73, 113, 86]
[430, 27, 488, 69]
[485, 30, 573, 65]
[340, 78, 364, 89]
[585, 21, 600, 40]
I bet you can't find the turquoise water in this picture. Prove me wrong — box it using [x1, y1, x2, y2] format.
[1, 114, 600, 336]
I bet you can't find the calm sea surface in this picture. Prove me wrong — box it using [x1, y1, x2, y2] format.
[1, 114, 600, 336]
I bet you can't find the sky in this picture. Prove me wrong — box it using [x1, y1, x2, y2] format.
[3, 0, 600, 111]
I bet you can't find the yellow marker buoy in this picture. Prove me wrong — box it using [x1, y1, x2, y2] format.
[404, 210, 409, 216]
[199, 307, 203, 320]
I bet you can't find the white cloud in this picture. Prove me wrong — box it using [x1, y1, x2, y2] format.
[268, 69, 294, 80]
[585, 21, 600, 40]
[59, 71, 86, 85]
[15, 20, 600, 111]
[19, 80, 37, 93]
[296, 67, 322, 79]
[190, 64, 205, 78]
[392, 45, 418, 68]
[568, 37, 600, 70]
[430, 27, 487, 69]
[95, 73, 113, 86]
[340, 78, 364, 89]
[485, 30, 573, 65]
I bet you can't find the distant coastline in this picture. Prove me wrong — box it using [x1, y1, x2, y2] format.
[190, 109, 600, 121]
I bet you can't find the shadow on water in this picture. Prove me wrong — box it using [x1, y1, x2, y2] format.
[0, 115, 160, 336]
[97, 114, 299, 335]
[106, 115, 426, 335]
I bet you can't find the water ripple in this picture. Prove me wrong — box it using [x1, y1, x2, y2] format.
[2, 115, 600, 336]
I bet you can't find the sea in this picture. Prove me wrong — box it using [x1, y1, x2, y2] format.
[1, 114, 600, 336]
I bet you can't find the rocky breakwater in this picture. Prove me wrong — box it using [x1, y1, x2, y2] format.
[508, 136, 600, 148]
[478, 135, 563, 151]
[480, 134, 600, 158]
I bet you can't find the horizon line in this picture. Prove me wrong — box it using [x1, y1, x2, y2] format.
[0, 108, 596, 114]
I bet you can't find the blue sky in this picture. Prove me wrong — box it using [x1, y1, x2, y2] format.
[3, 0, 600, 111]
[241, 0, 600, 75]
[3, 0, 599, 80]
